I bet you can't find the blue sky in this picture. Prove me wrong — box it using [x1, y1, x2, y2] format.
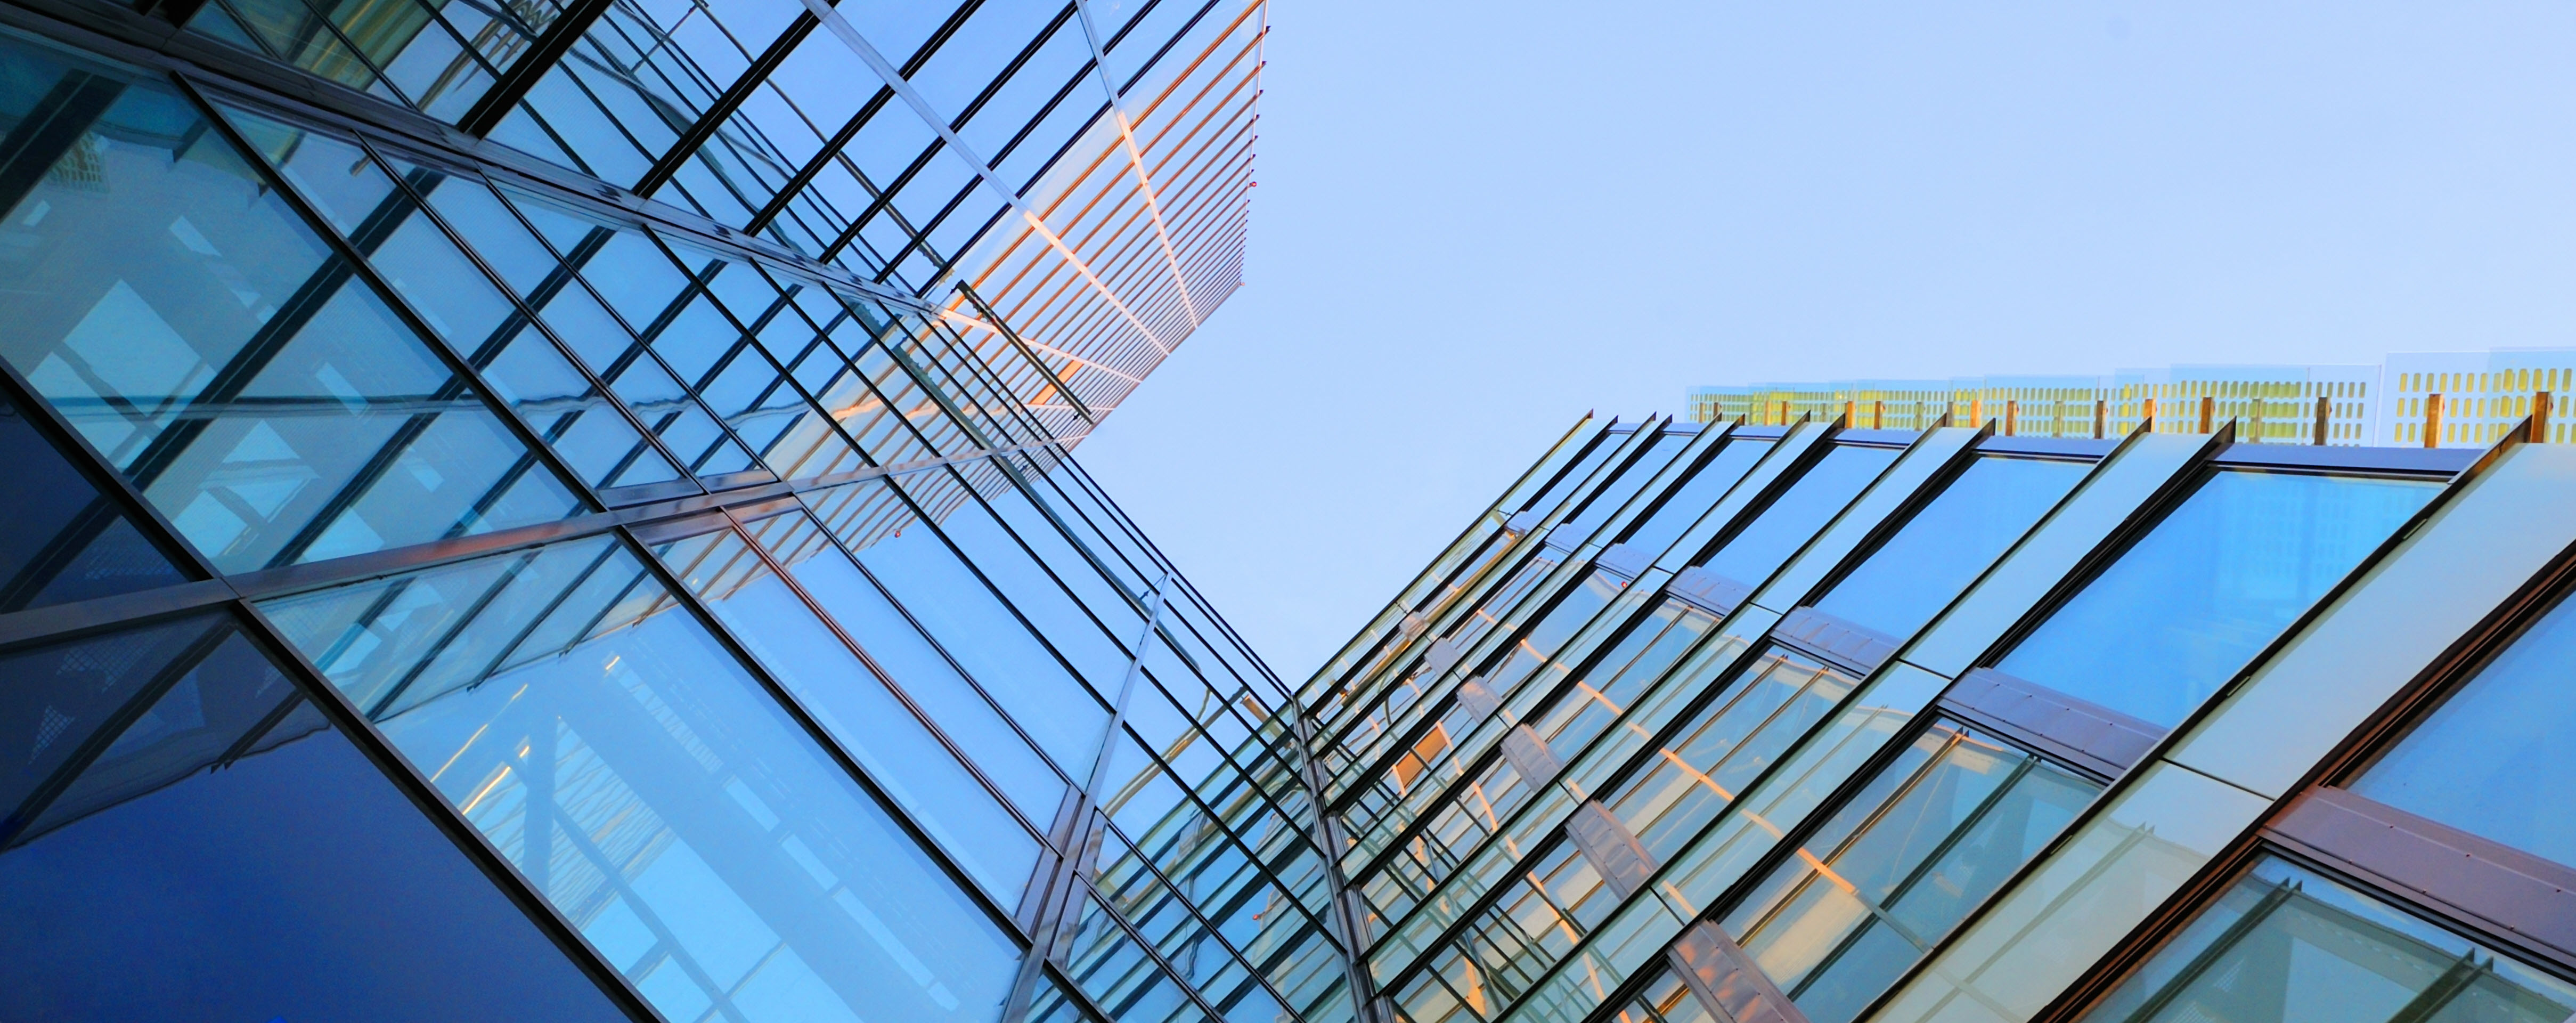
[1077, 0, 2576, 683]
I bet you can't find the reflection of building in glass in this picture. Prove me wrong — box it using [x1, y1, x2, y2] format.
[1300, 411, 2576, 1023]
[0, 3, 1342, 1023]
[1694, 351, 2576, 448]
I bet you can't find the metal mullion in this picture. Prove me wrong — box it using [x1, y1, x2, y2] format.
[939, 2, 1082, 144]
[901, 459, 1144, 672]
[609, 521, 1042, 945]
[633, 14, 820, 195]
[222, 595, 664, 1021]
[1110, 714, 1321, 925]
[781, 477, 1088, 791]
[713, 504, 1063, 848]
[938, 316, 1062, 444]
[457, 0, 613, 134]
[1087, 805, 1321, 1017]
[1001, 568, 1171, 1021]
[1115, 0, 1226, 109]
[352, 139, 710, 499]
[513, 229, 782, 483]
[176, 75, 612, 518]
[741, 86, 900, 234]
[210, 0, 418, 109]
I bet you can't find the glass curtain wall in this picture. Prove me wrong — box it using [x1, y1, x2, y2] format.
[0, 5, 1320, 1022]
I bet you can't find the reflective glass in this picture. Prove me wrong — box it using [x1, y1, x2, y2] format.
[1603, 967, 1716, 1023]
[1697, 444, 1901, 590]
[743, 505, 1069, 825]
[0, 387, 187, 611]
[1554, 432, 1691, 547]
[0, 43, 583, 572]
[0, 613, 623, 1021]
[803, 477, 1112, 775]
[218, 108, 687, 497]
[1812, 456, 2088, 640]
[1606, 644, 1860, 859]
[261, 534, 1021, 1023]
[1998, 470, 2438, 727]
[490, 185, 763, 481]
[1615, 437, 1772, 559]
[2352, 586, 2576, 868]
[650, 519, 1044, 905]
[1721, 720, 2098, 1023]
[2080, 856, 2576, 1023]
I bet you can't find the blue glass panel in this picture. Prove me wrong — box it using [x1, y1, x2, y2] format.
[2080, 857, 2576, 1022]
[0, 613, 624, 1021]
[1813, 456, 2089, 640]
[804, 478, 1112, 774]
[0, 387, 186, 611]
[741, 505, 1070, 825]
[0, 41, 583, 572]
[1999, 469, 2436, 727]
[650, 518, 1044, 904]
[261, 535, 1022, 1023]
[1697, 444, 1901, 588]
[218, 108, 685, 495]
[1553, 431, 1691, 547]
[2353, 588, 2576, 868]
[1722, 718, 2098, 1023]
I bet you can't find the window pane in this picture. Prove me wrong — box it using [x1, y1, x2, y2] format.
[218, 108, 685, 496]
[0, 42, 583, 573]
[2352, 587, 2576, 868]
[1555, 432, 1692, 547]
[1698, 444, 1901, 589]
[1998, 470, 2437, 727]
[0, 613, 624, 1021]
[1812, 456, 2089, 640]
[1615, 437, 1772, 559]
[0, 386, 186, 611]
[806, 478, 1112, 775]
[744, 505, 1069, 826]
[1721, 719, 2099, 1023]
[2080, 857, 2576, 1023]
[650, 518, 1043, 905]
[260, 534, 1021, 1023]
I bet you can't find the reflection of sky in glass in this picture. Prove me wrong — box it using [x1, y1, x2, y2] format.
[2082, 856, 2576, 1022]
[263, 537, 1022, 1023]
[1814, 455, 2089, 640]
[2000, 470, 2436, 726]
[2355, 589, 2576, 869]
[1616, 438, 1773, 559]
[1698, 444, 1901, 587]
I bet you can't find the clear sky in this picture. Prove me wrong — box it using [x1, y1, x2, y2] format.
[1075, 0, 2576, 684]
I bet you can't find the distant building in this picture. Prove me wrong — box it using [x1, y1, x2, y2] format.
[1690, 348, 2576, 447]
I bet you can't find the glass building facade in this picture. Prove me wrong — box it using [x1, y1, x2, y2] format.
[1301, 409, 2576, 1023]
[0, 1, 1331, 1021]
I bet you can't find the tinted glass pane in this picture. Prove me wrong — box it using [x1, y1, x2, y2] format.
[1999, 470, 2437, 727]
[0, 613, 623, 1021]
[218, 108, 686, 496]
[804, 478, 1112, 775]
[2081, 857, 2576, 1023]
[742, 506, 1069, 826]
[1616, 437, 1772, 558]
[1555, 432, 1691, 547]
[0, 387, 186, 611]
[1698, 444, 1901, 589]
[1722, 719, 2098, 1023]
[0, 41, 582, 573]
[650, 519, 1042, 904]
[260, 535, 1021, 1023]
[1813, 456, 2089, 640]
[2352, 588, 2576, 868]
